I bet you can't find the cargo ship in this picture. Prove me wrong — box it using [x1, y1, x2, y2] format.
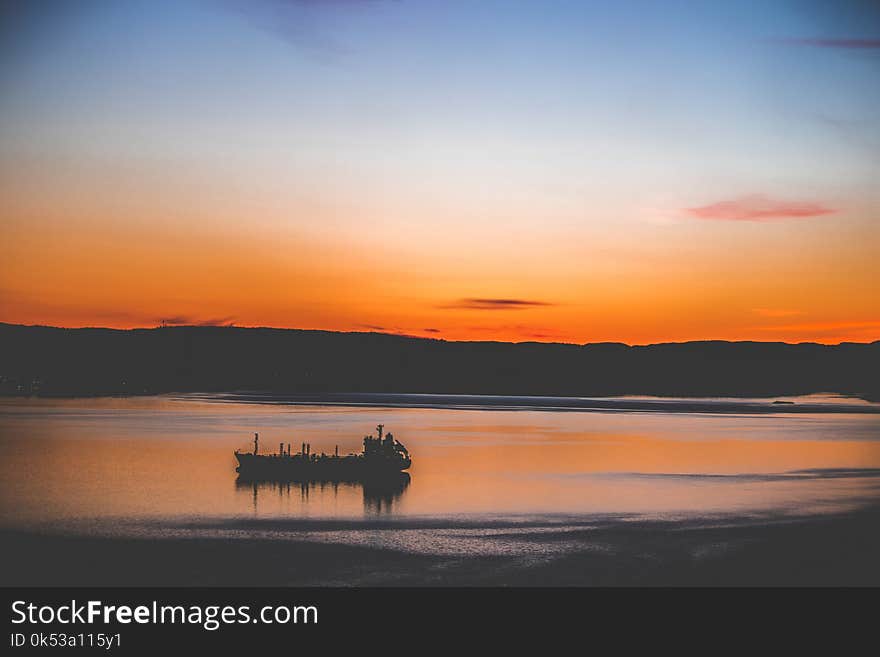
[234, 424, 411, 480]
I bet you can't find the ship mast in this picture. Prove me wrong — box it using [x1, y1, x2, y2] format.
[254, 432, 259, 455]
[377, 424, 384, 441]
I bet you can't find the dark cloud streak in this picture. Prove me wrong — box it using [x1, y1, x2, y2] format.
[159, 315, 236, 327]
[441, 299, 555, 311]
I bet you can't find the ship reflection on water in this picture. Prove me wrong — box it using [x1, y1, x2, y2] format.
[236, 472, 411, 514]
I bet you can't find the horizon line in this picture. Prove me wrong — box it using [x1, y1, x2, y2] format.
[1, 321, 877, 349]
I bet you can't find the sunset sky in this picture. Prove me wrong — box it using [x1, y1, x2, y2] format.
[2, 0, 879, 344]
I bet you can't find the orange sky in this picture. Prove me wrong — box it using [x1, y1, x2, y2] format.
[2, 177, 877, 344]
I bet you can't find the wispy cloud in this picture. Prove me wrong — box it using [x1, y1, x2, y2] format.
[687, 195, 835, 222]
[779, 37, 880, 49]
[159, 315, 236, 327]
[199, 317, 237, 327]
[159, 316, 190, 326]
[355, 323, 441, 337]
[441, 298, 554, 311]
[749, 320, 880, 341]
[217, 0, 388, 58]
[461, 324, 565, 341]
[751, 308, 804, 319]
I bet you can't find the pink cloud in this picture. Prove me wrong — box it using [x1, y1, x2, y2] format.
[687, 195, 835, 222]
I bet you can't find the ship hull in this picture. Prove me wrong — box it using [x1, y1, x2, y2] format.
[235, 451, 410, 481]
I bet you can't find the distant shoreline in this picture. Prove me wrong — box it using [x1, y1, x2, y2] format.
[3, 320, 878, 348]
[180, 391, 880, 415]
[3, 322, 878, 401]
[3, 390, 877, 415]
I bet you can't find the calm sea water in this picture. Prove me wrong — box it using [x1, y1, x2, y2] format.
[1, 394, 879, 534]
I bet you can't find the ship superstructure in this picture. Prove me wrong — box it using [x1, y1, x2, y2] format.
[234, 424, 411, 479]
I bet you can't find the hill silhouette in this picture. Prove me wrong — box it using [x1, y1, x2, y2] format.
[0, 322, 877, 400]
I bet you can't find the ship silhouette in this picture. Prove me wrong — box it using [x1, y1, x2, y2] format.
[234, 424, 411, 481]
